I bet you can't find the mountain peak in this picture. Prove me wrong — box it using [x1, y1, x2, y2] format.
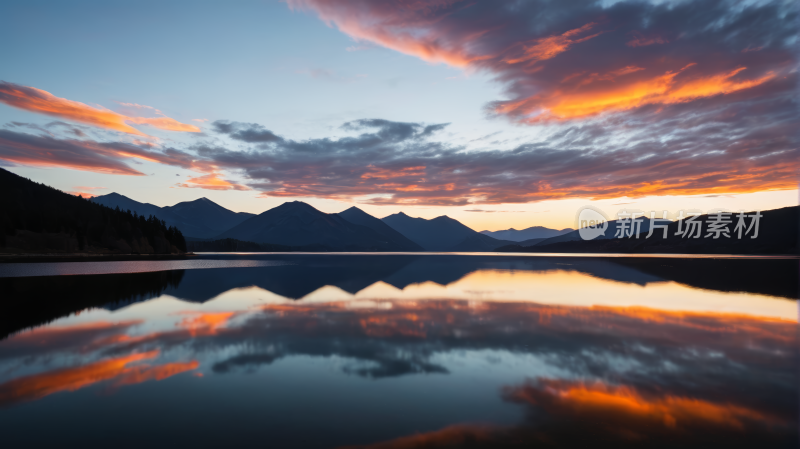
[343, 206, 366, 214]
[269, 200, 318, 213]
[99, 192, 127, 199]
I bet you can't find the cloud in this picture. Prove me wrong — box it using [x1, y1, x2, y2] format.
[0, 128, 214, 176]
[625, 30, 668, 47]
[66, 191, 100, 198]
[349, 376, 791, 448]
[0, 321, 142, 361]
[175, 173, 251, 191]
[0, 350, 198, 407]
[0, 129, 146, 175]
[66, 185, 108, 198]
[504, 378, 780, 430]
[211, 120, 284, 143]
[0, 81, 201, 136]
[287, 0, 797, 124]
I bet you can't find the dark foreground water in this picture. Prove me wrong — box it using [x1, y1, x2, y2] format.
[0, 254, 797, 448]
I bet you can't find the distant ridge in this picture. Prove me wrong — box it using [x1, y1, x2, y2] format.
[528, 217, 669, 247]
[480, 226, 573, 242]
[92, 193, 253, 238]
[381, 212, 513, 251]
[496, 207, 798, 254]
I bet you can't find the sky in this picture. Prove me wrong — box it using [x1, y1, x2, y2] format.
[0, 0, 797, 231]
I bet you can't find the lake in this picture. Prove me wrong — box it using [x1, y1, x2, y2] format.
[0, 253, 797, 448]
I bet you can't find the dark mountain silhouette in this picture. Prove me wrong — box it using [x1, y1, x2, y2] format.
[215, 201, 422, 251]
[91, 192, 165, 221]
[0, 167, 185, 254]
[92, 193, 253, 238]
[480, 226, 573, 242]
[336, 207, 423, 251]
[500, 206, 798, 255]
[164, 197, 254, 234]
[381, 212, 512, 251]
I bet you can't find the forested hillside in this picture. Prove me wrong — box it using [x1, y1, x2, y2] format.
[0, 168, 186, 254]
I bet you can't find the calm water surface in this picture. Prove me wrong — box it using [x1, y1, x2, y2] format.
[0, 254, 797, 448]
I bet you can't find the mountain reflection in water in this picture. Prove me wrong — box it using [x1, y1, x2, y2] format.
[0, 255, 796, 448]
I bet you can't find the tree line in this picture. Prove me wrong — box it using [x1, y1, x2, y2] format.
[0, 168, 186, 254]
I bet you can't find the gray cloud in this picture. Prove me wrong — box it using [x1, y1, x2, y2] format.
[211, 121, 284, 143]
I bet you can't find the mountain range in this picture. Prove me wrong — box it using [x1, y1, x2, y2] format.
[91, 193, 524, 252]
[214, 201, 423, 251]
[88, 191, 799, 255]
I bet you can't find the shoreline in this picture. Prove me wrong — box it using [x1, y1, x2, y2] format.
[0, 251, 795, 264]
[0, 253, 196, 263]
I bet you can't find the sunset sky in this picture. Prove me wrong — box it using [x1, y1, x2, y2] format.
[1, 0, 797, 230]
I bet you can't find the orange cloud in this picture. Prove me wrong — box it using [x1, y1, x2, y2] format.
[0, 351, 144, 405]
[0, 348, 200, 407]
[66, 185, 107, 198]
[287, 0, 480, 67]
[178, 312, 236, 337]
[66, 191, 100, 198]
[0, 81, 200, 136]
[111, 361, 199, 387]
[496, 65, 777, 121]
[125, 116, 201, 133]
[503, 23, 600, 65]
[360, 165, 425, 180]
[175, 173, 251, 191]
[506, 379, 779, 430]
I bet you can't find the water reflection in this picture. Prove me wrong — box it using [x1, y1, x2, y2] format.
[0, 255, 796, 447]
[0, 350, 198, 408]
[344, 378, 793, 448]
[0, 270, 184, 338]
